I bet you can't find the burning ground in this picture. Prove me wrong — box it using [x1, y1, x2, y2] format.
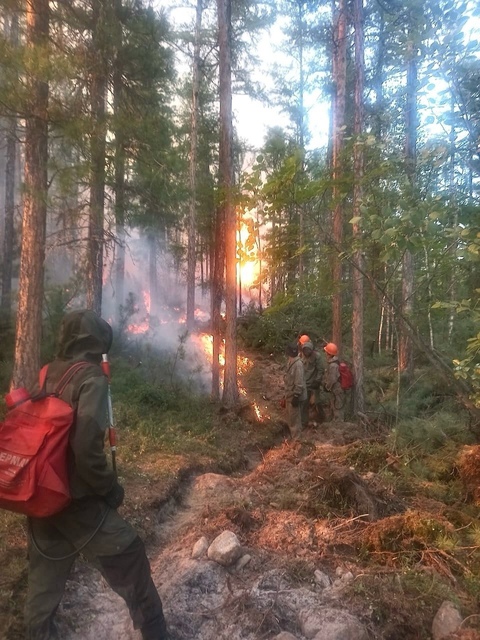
[1, 350, 480, 639]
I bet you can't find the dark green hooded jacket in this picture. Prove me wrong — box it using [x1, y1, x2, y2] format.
[40, 309, 116, 501]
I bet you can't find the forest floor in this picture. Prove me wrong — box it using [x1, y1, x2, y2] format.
[1, 350, 480, 640]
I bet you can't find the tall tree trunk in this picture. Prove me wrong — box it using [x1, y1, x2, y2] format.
[331, 0, 347, 350]
[86, 0, 108, 315]
[447, 96, 458, 341]
[399, 30, 417, 378]
[296, 0, 306, 284]
[113, 0, 126, 324]
[1, 12, 19, 321]
[12, 0, 49, 390]
[211, 205, 224, 400]
[217, 0, 238, 407]
[148, 232, 158, 321]
[186, 0, 203, 332]
[352, 0, 365, 414]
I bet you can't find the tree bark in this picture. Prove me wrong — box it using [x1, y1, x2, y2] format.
[186, 0, 203, 332]
[399, 30, 417, 378]
[113, 0, 126, 324]
[1, 12, 19, 321]
[12, 0, 49, 390]
[148, 232, 158, 321]
[217, 0, 238, 406]
[211, 206, 224, 400]
[352, 0, 365, 414]
[86, 0, 108, 315]
[331, 0, 347, 351]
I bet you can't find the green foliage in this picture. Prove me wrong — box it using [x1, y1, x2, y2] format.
[449, 297, 480, 408]
[238, 292, 331, 352]
[388, 412, 472, 455]
[344, 442, 389, 473]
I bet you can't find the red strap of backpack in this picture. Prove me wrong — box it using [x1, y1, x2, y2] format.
[39, 361, 91, 396]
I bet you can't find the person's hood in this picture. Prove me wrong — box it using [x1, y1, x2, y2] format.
[56, 309, 113, 363]
[302, 341, 314, 353]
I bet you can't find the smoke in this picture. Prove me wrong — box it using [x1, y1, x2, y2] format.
[101, 227, 214, 392]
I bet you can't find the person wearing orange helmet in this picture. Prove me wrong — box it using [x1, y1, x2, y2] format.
[322, 342, 344, 421]
[284, 343, 307, 439]
[300, 340, 326, 427]
[298, 334, 311, 350]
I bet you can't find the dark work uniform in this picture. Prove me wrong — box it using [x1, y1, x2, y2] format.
[300, 341, 325, 426]
[25, 310, 168, 640]
[284, 355, 307, 439]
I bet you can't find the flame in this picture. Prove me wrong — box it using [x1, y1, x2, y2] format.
[124, 289, 151, 334]
[127, 319, 149, 334]
[194, 308, 210, 322]
[252, 401, 262, 420]
[192, 333, 225, 367]
[238, 217, 260, 289]
[143, 291, 151, 314]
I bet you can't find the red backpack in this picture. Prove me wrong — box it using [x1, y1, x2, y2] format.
[338, 361, 354, 390]
[0, 361, 89, 518]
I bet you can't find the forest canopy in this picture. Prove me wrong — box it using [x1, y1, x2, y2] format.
[0, 0, 478, 417]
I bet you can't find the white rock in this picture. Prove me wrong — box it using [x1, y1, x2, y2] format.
[191, 536, 209, 559]
[300, 607, 369, 640]
[314, 570, 331, 588]
[341, 571, 354, 584]
[431, 600, 463, 640]
[207, 530, 243, 567]
[235, 553, 252, 571]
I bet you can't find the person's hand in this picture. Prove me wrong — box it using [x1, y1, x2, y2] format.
[291, 395, 300, 408]
[280, 397, 286, 409]
[104, 482, 125, 509]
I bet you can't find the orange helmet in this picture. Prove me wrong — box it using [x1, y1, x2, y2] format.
[298, 334, 310, 345]
[324, 342, 338, 356]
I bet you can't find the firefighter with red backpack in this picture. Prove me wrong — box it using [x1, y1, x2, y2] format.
[322, 342, 347, 421]
[24, 310, 169, 640]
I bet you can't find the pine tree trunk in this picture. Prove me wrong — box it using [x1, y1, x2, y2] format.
[12, 0, 49, 390]
[2, 116, 17, 318]
[352, 0, 365, 415]
[331, 0, 347, 351]
[217, 0, 238, 407]
[86, 0, 107, 315]
[1, 13, 19, 321]
[148, 232, 158, 320]
[399, 31, 417, 378]
[211, 206, 224, 401]
[186, 0, 203, 332]
[113, 0, 126, 323]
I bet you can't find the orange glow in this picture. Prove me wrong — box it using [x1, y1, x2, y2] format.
[253, 401, 262, 420]
[192, 333, 225, 367]
[127, 320, 149, 334]
[238, 217, 260, 289]
[143, 291, 151, 314]
[194, 308, 210, 322]
[127, 290, 150, 334]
